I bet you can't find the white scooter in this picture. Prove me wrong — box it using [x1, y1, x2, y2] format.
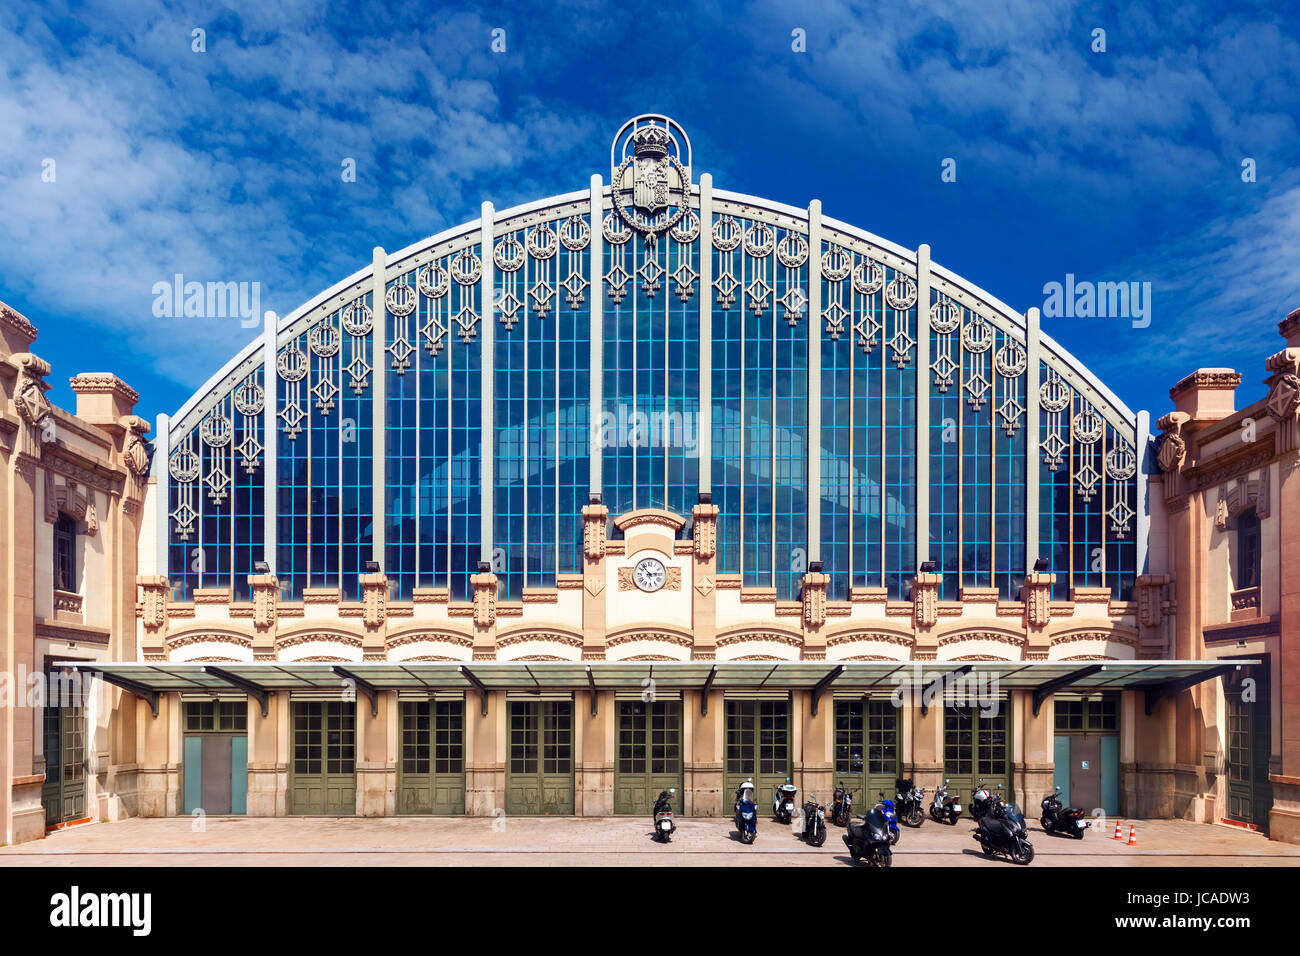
[653, 788, 677, 842]
[774, 779, 798, 824]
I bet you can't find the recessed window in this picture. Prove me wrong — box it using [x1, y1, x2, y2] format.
[1234, 509, 1261, 590]
[54, 514, 77, 592]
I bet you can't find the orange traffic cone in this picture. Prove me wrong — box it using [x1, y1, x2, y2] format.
[1113, 820, 1123, 840]
[1127, 824, 1138, 846]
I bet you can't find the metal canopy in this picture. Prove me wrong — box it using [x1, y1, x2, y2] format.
[56, 660, 1258, 717]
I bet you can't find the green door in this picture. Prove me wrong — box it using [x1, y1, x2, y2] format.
[398, 700, 466, 814]
[943, 700, 1010, 805]
[613, 700, 683, 814]
[724, 699, 791, 813]
[506, 700, 574, 815]
[289, 701, 356, 815]
[41, 672, 87, 826]
[1224, 661, 1272, 829]
[182, 701, 248, 815]
[833, 699, 900, 806]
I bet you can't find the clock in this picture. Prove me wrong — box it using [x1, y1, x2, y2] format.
[632, 557, 667, 592]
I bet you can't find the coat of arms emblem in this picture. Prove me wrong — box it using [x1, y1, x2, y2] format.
[611, 116, 692, 242]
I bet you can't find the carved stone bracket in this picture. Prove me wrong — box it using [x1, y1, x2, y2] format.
[802, 570, 829, 629]
[692, 502, 719, 559]
[471, 569, 499, 628]
[1215, 467, 1270, 529]
[581, 503, 608, 559]
[911, 571, 942, 629]
[1021, 571, 1055, 629]
[8, 352, 52, 458]
[1266, 347, 1300, 453]
[248, 573, 279, 633]
[359, 572, 388, 629]
[1136, 574, 1171, 629]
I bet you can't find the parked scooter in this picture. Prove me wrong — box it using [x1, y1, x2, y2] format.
[773, 779, 798, 824]
[802, 796, 828, 847]
[969, 780, 998, 822]
[875, 793, 901, 845]
[734, 778, 758, 844]
[929, 780, 962, 824]
[842, 806, 893, 867]
[830, 785, 856, 827]
[895, 777, 926, 828]
[973, 791, 1034, 864]
[652, 788, 677, 843]
[1040, 785, 1089, 839]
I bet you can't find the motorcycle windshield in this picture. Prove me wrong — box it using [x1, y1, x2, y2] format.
[1004, 804, 1024, 825]
[863, 809, 889, 841]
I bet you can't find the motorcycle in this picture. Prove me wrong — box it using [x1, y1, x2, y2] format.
[969, 780, 998, 822]
[1040, 785, 1089, 839]
[774, 779, 798, 824]
[895, 777, 926, 828]
[830, 785, 856, 827]
[734, 778, 758, 844]
[652, 788, 677, 843]
[842, 806, 893, 867]
[875, 793, 901, 845]
[973, 792, 1035, 864]
[802, 796, 828, 847]
[929, 780, 961, 824]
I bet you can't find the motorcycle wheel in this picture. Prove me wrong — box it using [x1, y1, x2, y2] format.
[904, 807, 924, 828]
[1072, 826, 1085, 840]
[873, 847, 892, 868]
[1040, 816, 1053, 833]
[888, 828, 899, 846]
[810, 827, 826, 847]
[929, 807, 941, 822]
[1012, 841, 1035, 865]
[741, 829, 756, 845]
[849, 844, 861, 863]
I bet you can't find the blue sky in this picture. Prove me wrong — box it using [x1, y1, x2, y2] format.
[3, 0, 1298, 424]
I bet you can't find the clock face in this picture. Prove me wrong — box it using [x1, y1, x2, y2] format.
[633, 557, 667, 592]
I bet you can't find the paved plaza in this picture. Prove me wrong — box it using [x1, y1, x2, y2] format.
[2, 815, 1297, 867]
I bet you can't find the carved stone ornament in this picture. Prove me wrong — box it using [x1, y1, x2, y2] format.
[1135, 574, 1170, 629]
[138, 576, 170, 633]
[581, 504, 608, 560]
[1156, 411, 1190, 474]
[1215, 469, 1270, 530]
[802, 571, 830, 628]
[10, 352, 52, 426]
[692, 502, 719, 559]
[359, 573, 388, 629]
[911, 571, 942, 629]
[249, 573, 279, 632]
[122, 416, 152, 478]
[1022, 570, 1055, 629]
[1264, 362, 1300, 423]
[471, 570, 498, 628]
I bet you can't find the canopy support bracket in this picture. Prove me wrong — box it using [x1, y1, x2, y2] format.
[810, 665, 845, 717]
[700, 664, 717, 716]
[202, 666, 270, 718]
[459, 665, 489, 717]
[920, 664, 974, 717]
[332, 666, 379, 718]
[1032, 666, 1104, 716]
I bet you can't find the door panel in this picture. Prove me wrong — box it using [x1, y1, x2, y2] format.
[943, 702, 1010, 803]
[41, 685, 87, 826]
[613, 700, 683, 814]
[724, 699, 791, 811]
[833, 700, 899, 806]
[1072, 734, 1102, 811]
[289, 701, 356, 815]
[200, 735, 234, 814]
[506, 700, 574, 815]
[398, 700, 466, 814]
[1224, 661, 1272, 829]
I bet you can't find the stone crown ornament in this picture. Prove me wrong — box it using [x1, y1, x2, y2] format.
[610, 115, 693, 242]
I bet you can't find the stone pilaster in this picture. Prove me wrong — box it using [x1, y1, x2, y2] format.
[359, 571, 388, 661]
[138, 575, 170, 660]
[581, 503, 608, 660]
[248, 573, 279, 660]
[911, 570, 942, 631]
[470, 566, 498, 660]
[691, 501, 719, 659]
[801, 566, 829, 660]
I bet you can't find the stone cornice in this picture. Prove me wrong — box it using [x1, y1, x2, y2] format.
[0, 300, 37, 343]
[68, 372, 140, 405]
[1169, 368, 1241, 400]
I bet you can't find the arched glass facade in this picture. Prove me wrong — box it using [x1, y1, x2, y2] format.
[161, 122, 1140, 607]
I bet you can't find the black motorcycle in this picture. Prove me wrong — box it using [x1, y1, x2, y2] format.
[830, 786, 856, 827]
[802, 797, 828, 847]
[842, 807, 893, 867]
[973, 793, 1034, 864]
[1040, 785, 1089, 839]
[652, 788, 676, 843]
[895, 777, 925, 828]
